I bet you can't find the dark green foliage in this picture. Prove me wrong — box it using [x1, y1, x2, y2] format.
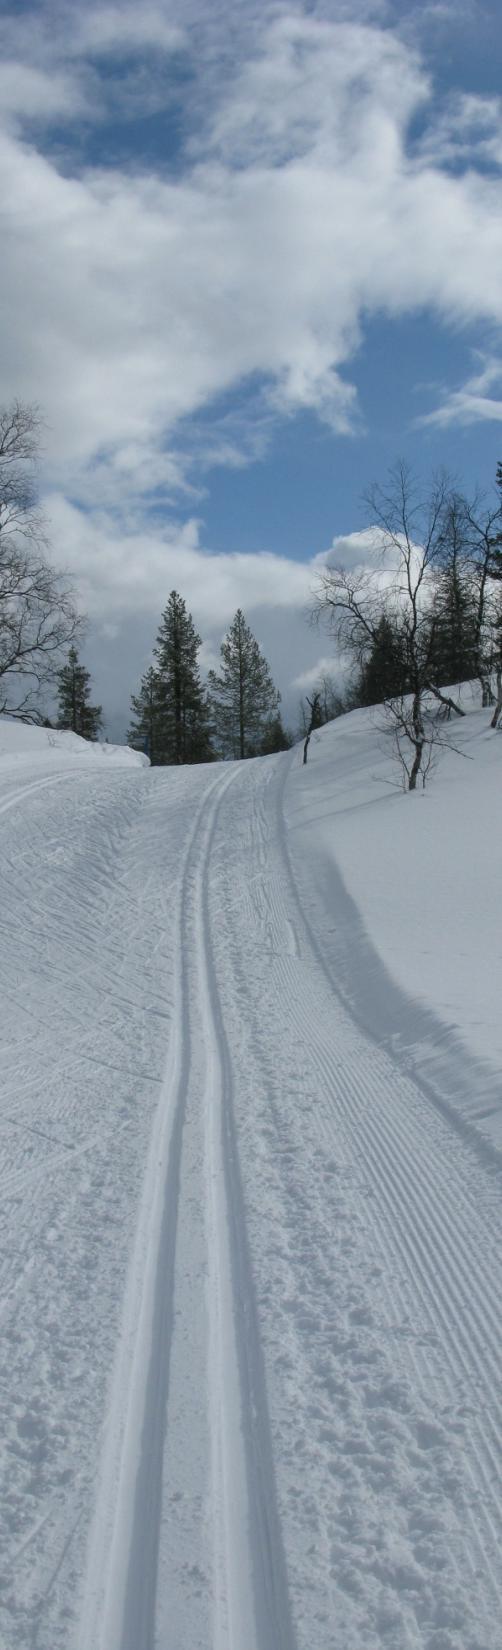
[56, 647, 102, 739]
[258, 714, 292, 754]
[490, 462, 502, 578]
[425, 564, 479, 688]
[208, 610, 280, 759]
[127, 666, 165, 763]
[129, 592, 214, 766]
[154, 591, 213, 765]
[357, 615, 408, 706]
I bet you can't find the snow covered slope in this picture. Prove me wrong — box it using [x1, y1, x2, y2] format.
[0, 704, 500, 1650]
[286, 691, 502, 1147]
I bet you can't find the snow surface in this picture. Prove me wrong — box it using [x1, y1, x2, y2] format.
[0, 708, 501, 1650]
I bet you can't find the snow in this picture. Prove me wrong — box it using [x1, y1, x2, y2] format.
[0, 717, 149, 767]
[0, 704, 501, 1650]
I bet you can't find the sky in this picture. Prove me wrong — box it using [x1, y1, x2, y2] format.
[2, 0, 502, 738]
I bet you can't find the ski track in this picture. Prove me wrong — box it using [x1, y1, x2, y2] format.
[78, 763, 295, 1650]
[205, 752, 502, 1650]
[2, 750, 501, 1650]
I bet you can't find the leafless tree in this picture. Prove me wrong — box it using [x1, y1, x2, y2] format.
[313, 464, 466, 789]
[0, 402, 81, 720]
[302, 691, 322, 765]
[462, 492, 502, 705]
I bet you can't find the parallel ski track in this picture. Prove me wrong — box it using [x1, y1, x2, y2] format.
[77, 764, 295, 1650]
[199, 772, 298, 1650]
[269, 752, 502, 1608]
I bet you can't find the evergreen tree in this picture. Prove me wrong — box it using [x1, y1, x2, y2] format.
[208, 610, 280, 759]
[490, 461, 502, 578]
[127, 666, 164, 763]
[56, 646, 102, 739]
[426, 564, 478, 688]
[357, 614, 408, 706]
[153, 591, 213, 764]
[258, 713, 292, 754]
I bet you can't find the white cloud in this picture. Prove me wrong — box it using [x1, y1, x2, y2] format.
[417, 93, 502, 171]
[2, 0, 502, 738]
[73, 5, 185, 56]
[1, 5, 502, 512]
[0, 62, 86, 127]
[418, 354, 502, 428]
[291, 656, 341, 691]
[44, 493, 312, 624]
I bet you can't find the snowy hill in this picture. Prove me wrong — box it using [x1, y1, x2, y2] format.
[0, 695, 500, 1650]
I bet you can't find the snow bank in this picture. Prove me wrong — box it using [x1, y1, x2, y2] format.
[0, 717, 149, 768]
[284, 686, 502, 1146]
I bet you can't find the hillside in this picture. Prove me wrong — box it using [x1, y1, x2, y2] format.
[0, 705, 500, 1650]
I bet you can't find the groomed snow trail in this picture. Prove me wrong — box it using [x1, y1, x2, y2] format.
[1, 747, 501, 1650]
[81, 765, 294, 1650]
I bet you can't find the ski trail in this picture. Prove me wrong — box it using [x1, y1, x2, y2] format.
[204, 753, 502, 1647]
[75, 769, 232, 1650]
[77, 763, 294, 1650]
[199, 778, 297, 1650]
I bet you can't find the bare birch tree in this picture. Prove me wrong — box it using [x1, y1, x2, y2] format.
[0, 402, 81, 719]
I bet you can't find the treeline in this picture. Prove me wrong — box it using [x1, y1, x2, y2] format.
[313, 462, 502, 787]
[2, 399, 502, 784]
[127, 595, 290, 764]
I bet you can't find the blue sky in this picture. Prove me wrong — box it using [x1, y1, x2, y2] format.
[1, 0, 502, 734]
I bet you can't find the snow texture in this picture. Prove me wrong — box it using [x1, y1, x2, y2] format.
[0, 706, 500, 1650]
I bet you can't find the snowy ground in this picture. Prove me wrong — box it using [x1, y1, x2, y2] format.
[0, 710, 501, 1650]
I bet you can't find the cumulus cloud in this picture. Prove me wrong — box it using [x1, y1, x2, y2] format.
[44, 493, 312, 624]
[1, 2, 502, 507]
[2, 0, 502, 734]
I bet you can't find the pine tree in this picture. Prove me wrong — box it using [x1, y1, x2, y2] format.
[258, 713, 292, 754]
[153, 591, 213, 764]
[358, 615, 408, 706]
[426, 565, 478, 688]
[56, 647, 102, 739]
[208, 610, 280, 759]
[127, 666, 164, 763]
[490, 461, 502, 578]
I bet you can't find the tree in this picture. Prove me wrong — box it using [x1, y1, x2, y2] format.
[153, 591, 213, 764]
[127, 666, 165, 763]
[258, 713, 292, 754]
[56, 647, 103, 739]
[302, 691, 323, 765]
[461, 486, 502, 704]
[357, 613, 408, 706]
[0, 401, 80, 719]
[489, 461, 502, 580]
[314, 465, 465, 789]
[208, 610, 280, 759]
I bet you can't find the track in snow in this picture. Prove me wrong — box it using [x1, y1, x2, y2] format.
[79, 765, 295, 1650]
[201, 751, 502, 1650]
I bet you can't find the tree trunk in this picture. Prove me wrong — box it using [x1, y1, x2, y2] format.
[408, 693, 425, 790]
[490, 667, 502, 729]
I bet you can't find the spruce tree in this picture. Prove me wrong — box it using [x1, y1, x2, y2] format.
[426, 565, 478, 688]
[358, 615, 408, 706]
[259, 713, 292, 754]
[153, 591, 213, 764]
[56, 647, 102, 739]
[208, 610, 280, 759]
[490, 461, 502, 578]
[127, 666, 164, 763]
